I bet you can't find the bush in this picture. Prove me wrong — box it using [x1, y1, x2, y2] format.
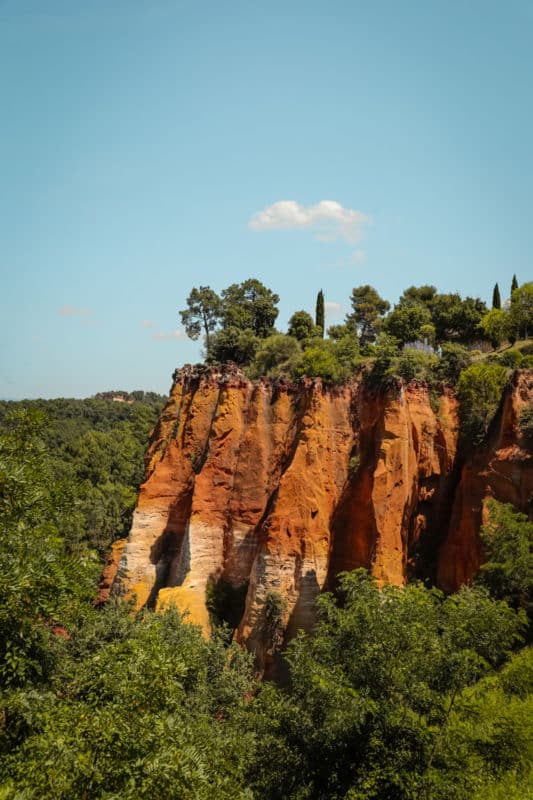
[295, 342, 346, 382]
[436, 343, 473, 384]
[394, 348, 438, 382]
[247, 334, 301, 379]
[496, 349, 524, 368]
[457, 363, 508, 444]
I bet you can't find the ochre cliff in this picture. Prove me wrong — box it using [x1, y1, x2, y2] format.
[111, 365, 533, 670]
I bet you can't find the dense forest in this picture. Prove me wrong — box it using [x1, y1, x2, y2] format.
[1, 278, 533, 798]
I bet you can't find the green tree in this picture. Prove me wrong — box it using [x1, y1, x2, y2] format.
[221, 279, 279, 338]
[492, 283, 501, 309]
[207, 326, 260, 366]
[287, 310, 317, 342]
[384, 301, 432, 345]
[431, 293, 487, 343]
[511, 274, 519, 294]
[179, 286, 222, 352]
[346, 285, 390, 346]
[456, 363, 508, 444]
[478, 308, 511, 348]
[0, 411, 98, 688]
[248, 570, 525, 800]
[436, 342, 473, 384]
[477, 500, 533, 619]
[315, 289, 325, 338]
[510, 282, 533, 340]
[400, 284, 437, 308]
[295, 341, 345, 382]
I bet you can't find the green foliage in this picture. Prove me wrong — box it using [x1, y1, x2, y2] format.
[366, 334, 401, 387]
[1, 605, 256, 799]
[247, 334, 301, 379]
[510, 282, 533, 340]
[0, 395, 164, 558]
[436, 342, 473, 384]
[249, 571, 527, 800]
[295, 341, 346, 382]
[431, 293, 487, 343]
[394, 347, 439, 382]
[287, 310, 317, 342]
[476, 500, 533, 619]
[494, 348, 524, 368]
[400, 284, 437, 307]
[456, 363, 508, 444]
[315, 289, 325, 338]
[221, 279, 279, 339]
[207, 326, 261, 366]
[0, 411, 99, 688]
[512, 274, 519, 294]
[478, 308, 511, 348]
[492, 282, 501, 309]
[384, 300, 432, 345]
[179, 285, 222, 349]
[346, 285, 390, 346]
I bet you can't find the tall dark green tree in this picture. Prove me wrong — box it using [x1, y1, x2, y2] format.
[511, 274, 519, 294]
[179, 285, 222, 352]
[492, 282, 501, 309]
[315, 290, 325, 338]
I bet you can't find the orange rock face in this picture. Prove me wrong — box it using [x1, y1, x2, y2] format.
[111, 365, 533, 669]
[437, 370, 533, 591]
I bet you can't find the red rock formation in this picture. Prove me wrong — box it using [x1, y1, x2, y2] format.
[438, 370, 533, 591]
[110, 365, 532, 668]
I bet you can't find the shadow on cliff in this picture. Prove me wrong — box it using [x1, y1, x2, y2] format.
[145, 492, 193, 609]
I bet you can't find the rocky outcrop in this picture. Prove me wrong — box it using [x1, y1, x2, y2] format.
[438, 369, 533, 591]
[111, 365, 533, 671]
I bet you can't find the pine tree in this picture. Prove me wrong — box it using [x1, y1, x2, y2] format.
[315, 290, 325, 338]
[511, 274, 519, 294]
[492, 283, 501, 309]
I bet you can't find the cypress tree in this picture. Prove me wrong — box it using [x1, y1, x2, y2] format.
[511, 274, 519, 294]
[315, 290, 325, 338]
[492, 283, 501, 309]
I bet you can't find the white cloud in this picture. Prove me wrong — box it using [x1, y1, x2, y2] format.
[325, 301, 343, 315]
[249, 200, 370, 244]
[141, 320, 156, 329]
[58, 305, 95, 317]
[152, 329, 187, 341]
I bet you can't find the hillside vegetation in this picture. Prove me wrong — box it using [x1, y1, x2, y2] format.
[0, 276, 532, 798]
[179, 278, 533, 386]
[0, 407, 531, 798]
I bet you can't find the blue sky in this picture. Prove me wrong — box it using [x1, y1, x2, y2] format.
[1, 0, 532, 398]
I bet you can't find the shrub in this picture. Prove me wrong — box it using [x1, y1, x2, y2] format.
[247, 334, 301, 379]
[496, 349, 524, 368]
[457, 363, 508, 445]
[436, 343, 473, 384]
[295, 342, 345, 382]
[394, 348, 438, 382]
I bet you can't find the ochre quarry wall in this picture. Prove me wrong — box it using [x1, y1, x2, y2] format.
[438, 369, 533, 591]
[111, 365, 533, 670]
